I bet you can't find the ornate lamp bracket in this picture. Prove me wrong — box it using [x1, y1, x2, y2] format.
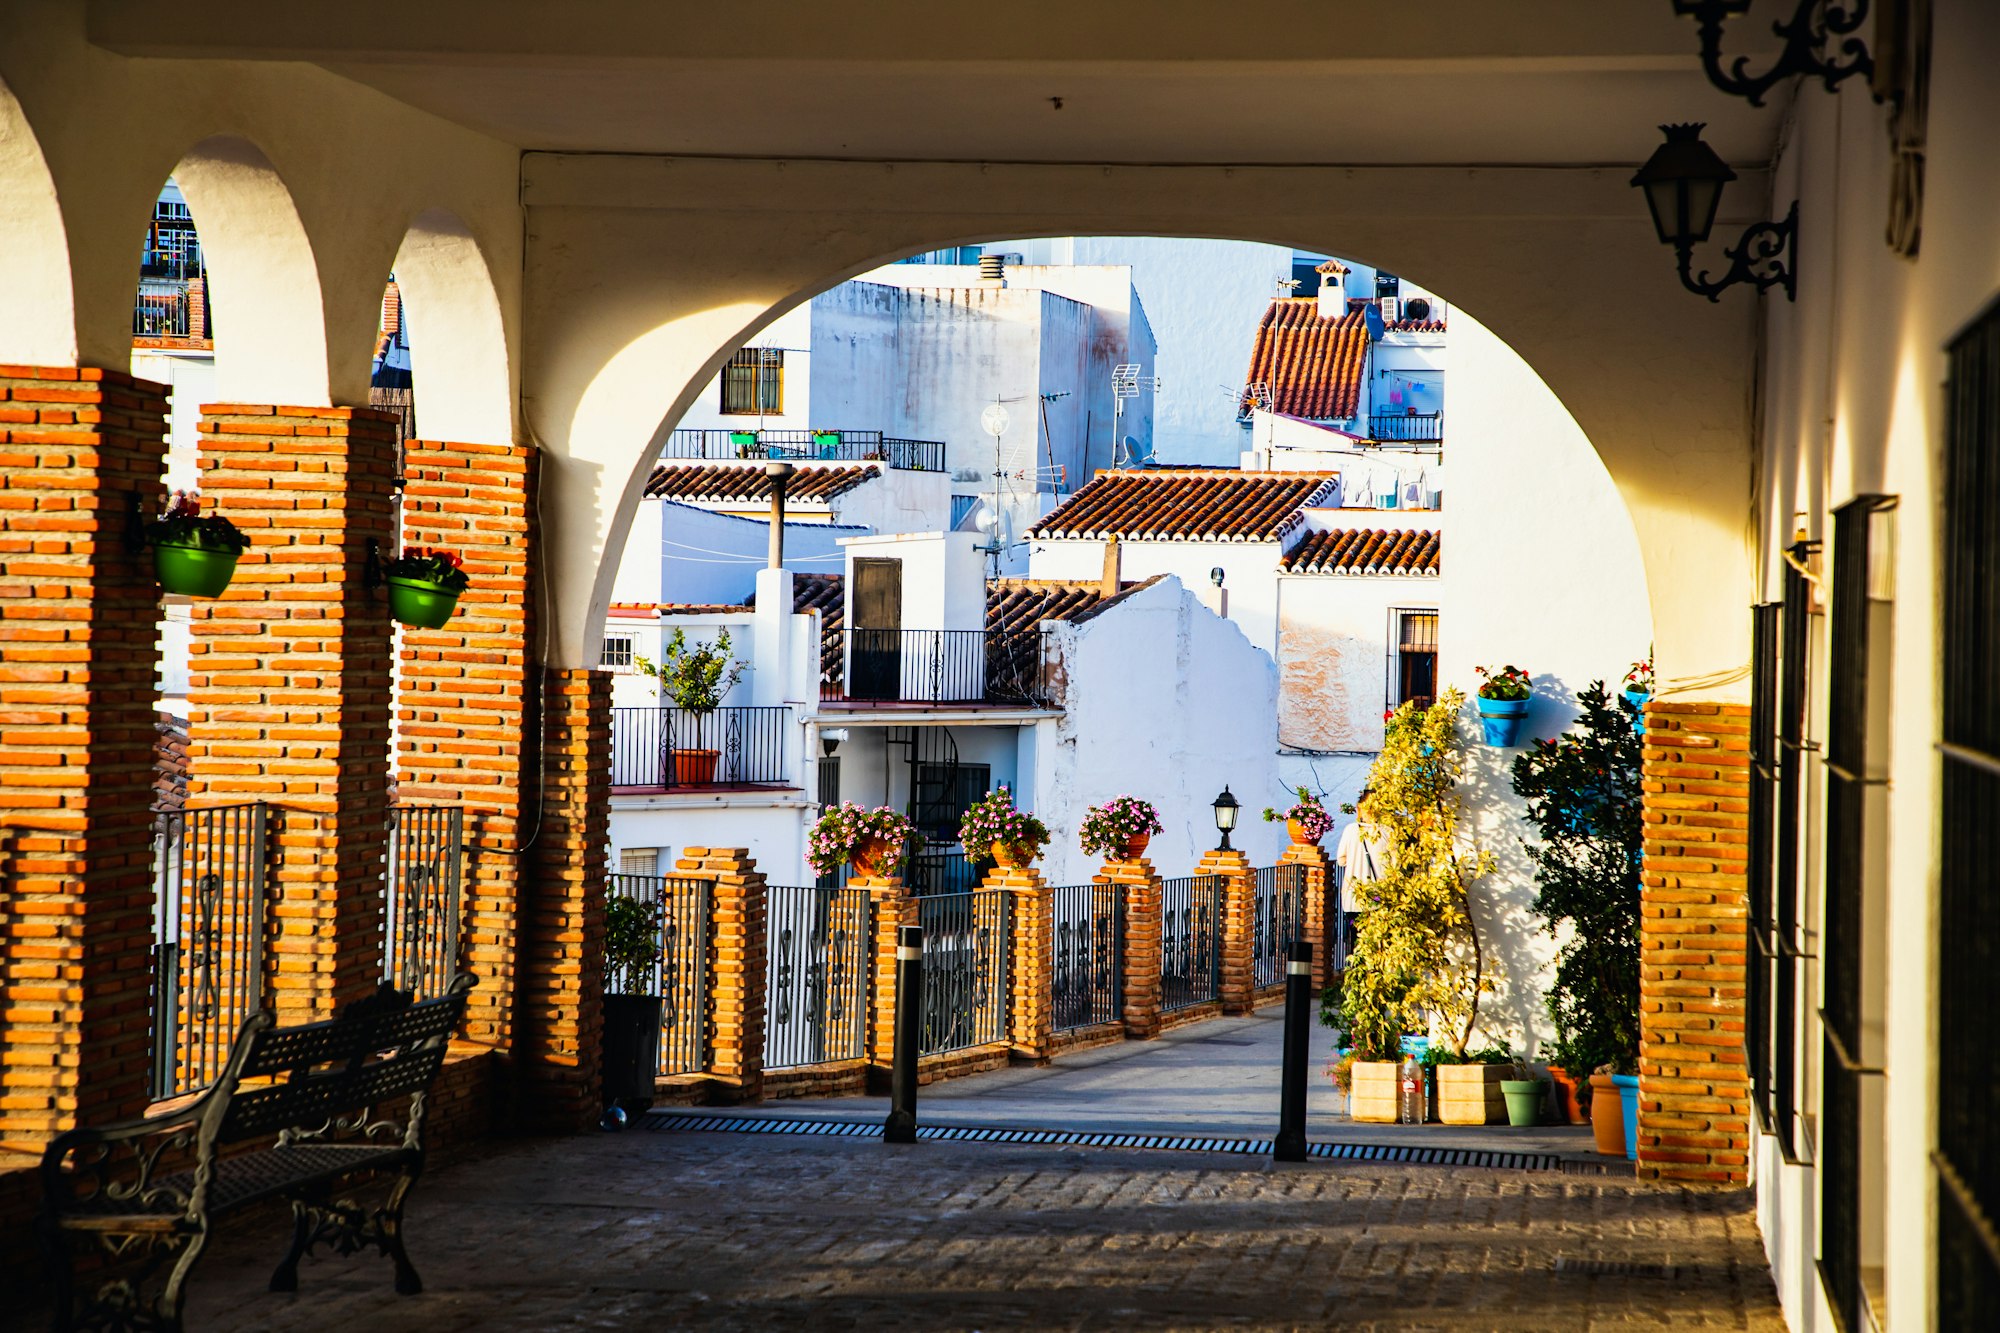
[1677, 0, 1875, 107]
[1678, 201, 1800, 302]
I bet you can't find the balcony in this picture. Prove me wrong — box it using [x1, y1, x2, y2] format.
[820, 629, 1052, 707]
[1367, 413, 1443, 446]
[609, 705, 793, 791]
[661, 428, 945, 472]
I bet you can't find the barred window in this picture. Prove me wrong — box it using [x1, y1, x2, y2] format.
[721, 347, 784, 415]
[1390, 609, 1438, 710]
[601, 635, 634, 671]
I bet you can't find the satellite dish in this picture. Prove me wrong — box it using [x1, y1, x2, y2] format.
[1117, 434, 1140, 466]
[974, 508, 997, 531]
[980, 403, 1011, 437]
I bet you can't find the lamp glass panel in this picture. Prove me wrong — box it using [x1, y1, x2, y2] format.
[1684, 176, 1725, 244]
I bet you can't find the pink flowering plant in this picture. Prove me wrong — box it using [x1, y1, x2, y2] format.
[957, 785, 1050, 859]
[806, 802, 917, 878]
[384, 544, 471, 593]
[1077, 795, 1164, 858]
[147, 490, 249, 553]
[1262, 786, 1333, 841]
[1474, 664, 1532, 701]
[1623, 656, 1655, 692]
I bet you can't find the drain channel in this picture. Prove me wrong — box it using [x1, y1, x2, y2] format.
[643, 1113, 1568, 1172]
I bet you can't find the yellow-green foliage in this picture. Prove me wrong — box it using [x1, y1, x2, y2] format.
[1336, 688, 1495, 1058]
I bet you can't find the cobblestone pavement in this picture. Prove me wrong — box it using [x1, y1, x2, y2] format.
[156, 1129, 1783, 1332]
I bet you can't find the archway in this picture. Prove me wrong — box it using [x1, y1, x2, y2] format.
[389, 207, 513, 447]
[0, 73, 74, 366]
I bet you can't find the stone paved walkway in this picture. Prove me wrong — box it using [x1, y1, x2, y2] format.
[155, 1129, 1780, 1331]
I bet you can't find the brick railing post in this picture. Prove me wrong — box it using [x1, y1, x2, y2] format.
[678, 846, 766, 1102]
[0, 366, 167, 1147]
[1281, 841, 1334, 991]
[394, 437, 536, 1049]
[186, 404, 399, 1025]
[1103, 857, 1162, 1040]
[518, 667, 611, 1132]
[991, 863, 1050, 1060]
[1638, 699, 1753, 1184]
[861, 873, 911, 1077]
[1200, 848, 1257, 1014]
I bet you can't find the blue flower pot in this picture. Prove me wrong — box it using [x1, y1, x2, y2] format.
[1475, 695, 1529, 747]
[1623, 688, 1651, 736]
[1611, 1073, 1641, 1162]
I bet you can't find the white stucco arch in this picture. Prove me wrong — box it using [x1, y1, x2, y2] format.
[0, 74, 74, 366]
[389, 208, 513, 445]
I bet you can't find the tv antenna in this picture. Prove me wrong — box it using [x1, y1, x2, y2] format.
[1110, 364, 1163, 468]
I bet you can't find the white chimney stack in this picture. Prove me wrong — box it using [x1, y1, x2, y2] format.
[1315, 260, 1349, 320]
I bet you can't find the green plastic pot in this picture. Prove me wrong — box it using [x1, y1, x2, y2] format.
[1501, 1078, 1544, 1127]
[153, 542, 239, 598]
[388, 576, 461, 629]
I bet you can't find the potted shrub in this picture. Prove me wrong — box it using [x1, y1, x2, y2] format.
[1511, 681, 1643, 1153]
[958, 785, 1049, 869]
[384, 545, 471, 629]
[1078, 795, 1164, 862]
[1473, 664, 1532, 746]
[808, 802, 917, 881]
[1263, 786, 1333, 846]
[635, 627, 746, 786]
[1622, 654, 1654, 735]
[147, 490, 249, 598]
[1499, 1053, 1547, 1127]
[601, 893, 661, 1112]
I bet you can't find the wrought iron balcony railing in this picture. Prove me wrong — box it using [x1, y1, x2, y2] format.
[820, 628, 1052, 706]
[1367, 412, 1444, 445]
[660, 428, 945, 472]
[151, 802, 270, 1100]
[609, 705, 792, 789]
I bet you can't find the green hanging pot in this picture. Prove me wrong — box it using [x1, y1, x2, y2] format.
[153, 542, 239, 598]
[387, 576, 461, 629]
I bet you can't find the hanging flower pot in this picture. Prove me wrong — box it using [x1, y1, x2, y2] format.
[1473, 664, 1533, 747]
[383, 546, 471, 629]
[145, 491, 249, 599]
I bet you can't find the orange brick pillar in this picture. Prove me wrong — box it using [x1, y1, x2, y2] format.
[862, 873, 911, 1081]
[185, 404, 399, 1025]
[677, 846, 766, 1102]
[1638, 699, 1753, 1184]
[1202, 848, 1256, 1014]
[992, 864, 1050, 1060]
[1282, 841, 1333, 991]
[518, 667, 610, 1131]
[393, 436, 536, 1048]
[0, 367, 167, 1146]
[1104, 857, 1161, 1040]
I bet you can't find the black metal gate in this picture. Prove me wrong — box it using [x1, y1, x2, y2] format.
[918, 889, 1010, 1055]
[383, 804, 464, 998]
[764, 884, 872, 1068]
[151, 803, 270, 1100]
[607, 873, 712, 1075]
[1253, 864, 1306, 988]
[1159, 875, 1223, 1011]
[1050, 882, 1122, 1031]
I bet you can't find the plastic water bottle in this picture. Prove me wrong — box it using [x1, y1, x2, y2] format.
[1399, 1055, 1423, 1125]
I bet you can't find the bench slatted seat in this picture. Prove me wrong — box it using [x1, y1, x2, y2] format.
[37, 973, 474, 1332]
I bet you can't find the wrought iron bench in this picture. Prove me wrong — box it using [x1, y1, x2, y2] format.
[37, 972, 474, 1332]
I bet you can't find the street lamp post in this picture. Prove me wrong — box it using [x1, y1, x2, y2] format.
[1212, 786, 1240, 852]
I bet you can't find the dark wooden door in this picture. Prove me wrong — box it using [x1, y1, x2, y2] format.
[851, 558, 902, 699]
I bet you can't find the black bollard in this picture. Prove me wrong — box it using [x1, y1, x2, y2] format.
[1273, 939, 1314, 1162]
[883, 923, 923, 1144]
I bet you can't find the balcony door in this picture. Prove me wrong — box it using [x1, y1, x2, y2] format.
[852, 557, 903, 700]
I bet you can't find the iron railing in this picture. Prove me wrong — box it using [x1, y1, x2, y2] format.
[1747, 601, 1780, 1132]
[1253, 864, 1308, 989]
[608, 705, 791, 789]
[764, 884, 872, 1069]
[382, 805, 465, 999]
[905, 845, 986, 896]
[1159, 875, 1225, 1012]
[1368, 412, 1444, 445]
[660, 427, 945, 472]
[151, 803, 270, 1100]
[134, 276, 202, 339]
[917, 889, 1010, 1055]
[823, 628, 1051, 705]
[606, 873, 713, 1075]
[1774, 536, 1814, 1159]
[1050, 882, 1122, 1031]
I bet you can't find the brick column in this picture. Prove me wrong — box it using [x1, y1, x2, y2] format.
[518, 667, 610, 1132]
[1103, 857, 1162, 1040]
[1281, 841, 1333, 990]
[1638, 699, 1753, 1184]
[0, 367, 166, 1146]
[862, 874, 911, 1075]
[185, 405, 399, 1025]
[394, 437, 536, 1047]
[992, 864, 1050, 1060]
[677, 846, 766, 1102]
[1201, 848, 1256, 1014]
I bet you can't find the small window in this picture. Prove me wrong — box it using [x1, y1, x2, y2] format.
[600, 635, 634, 671]
[912, 763, 991, 839]
[1390, 610, 1438, 711]
[1375, 272, 1401, 301]
[721, 347, 784, 415]
[618, 848, 658, 876]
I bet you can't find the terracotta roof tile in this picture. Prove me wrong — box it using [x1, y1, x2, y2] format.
[1030, 469, 1336, 542]
[1281, 528, 1440, 576]
[155, 713, 187, 813]
[1243, 299, 1371, 419]
[644, 463, 878, 504]
[1385, 319, 1448, 334]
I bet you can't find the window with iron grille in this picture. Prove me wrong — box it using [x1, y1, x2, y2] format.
[601, 635, 634, 671]
[618, 848, 658, 877]
[1938, 299, 2000, 1327]
[1389, 610, 1438, 711]
[1766, 537, 1817, 1161]
[720, 347, 784, 415]
[1747, 602, 1779, 1133]
[912, 762, 990, 840]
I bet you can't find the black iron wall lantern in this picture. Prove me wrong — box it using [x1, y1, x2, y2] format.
[1631, 123, 1798, 302]
[1672, 0, 1873, 108]
[1213, 786, 1240, 851]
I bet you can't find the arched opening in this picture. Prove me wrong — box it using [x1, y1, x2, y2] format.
[0, 73, 74, 366]
[386, 208, 512, 448]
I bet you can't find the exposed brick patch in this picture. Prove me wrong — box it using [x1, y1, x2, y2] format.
[0, 366, 167, 1148]
[1638, 700, 1752, 1184]
[675, 847, 767, 1102]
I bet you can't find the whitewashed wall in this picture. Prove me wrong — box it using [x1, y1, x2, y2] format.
[672, 303, 814, 433]
[1028, 538, 1289, 659]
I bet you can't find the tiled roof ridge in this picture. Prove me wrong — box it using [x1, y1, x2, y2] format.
[1063, 573, 1170, 626]
[1031, 471, 1338, 542]
[1281, 527, 1441, 576]
[644, 462, 879, 503]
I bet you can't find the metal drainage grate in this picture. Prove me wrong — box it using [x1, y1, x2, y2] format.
[1552, 1257, 1682, 1281]
[643, 1113, 1568, 1172]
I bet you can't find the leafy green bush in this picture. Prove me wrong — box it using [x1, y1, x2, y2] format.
[604, 894, 659, 995]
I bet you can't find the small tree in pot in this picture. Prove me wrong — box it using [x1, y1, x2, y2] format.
[636, 627, 746, 786]
[601, 893, 662, 1113]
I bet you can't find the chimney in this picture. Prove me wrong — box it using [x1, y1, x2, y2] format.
[1315, 260, 1348, 319]
[978, 253, 1007, 287]
[1100, 535, 1121, 598]
[765, 461, 794, 568]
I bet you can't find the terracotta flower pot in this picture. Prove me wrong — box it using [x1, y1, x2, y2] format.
[850, 834, 895, 879]
[1118, 832, 1151, 861]
[1547, 1065, 1589, 1125]
[671, 747, 720, 786]
[1590, 1073, 1627, 1156]
[1286, 819, 1321, 846]
[990, 839, 1038, 869]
